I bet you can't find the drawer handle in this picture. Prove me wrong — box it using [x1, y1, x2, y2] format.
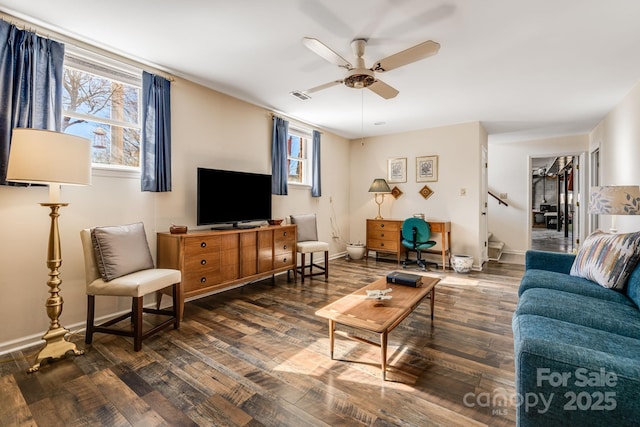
[380, 224, 385, 228]
[283, 258, 287, 263]
[283, 244, 287, 249]
[381, 233, 385, 237]
[200, 277, 207, 283]
[201, 242, 207, 248]
[381, 243, 385, 247]
[283, 231, 287, 237]
[201, 259, 207, 265]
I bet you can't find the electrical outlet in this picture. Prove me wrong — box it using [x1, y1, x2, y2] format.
[460, 188, 467, 196]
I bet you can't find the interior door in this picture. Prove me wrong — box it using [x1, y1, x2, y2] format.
[480, 146, 489, 263]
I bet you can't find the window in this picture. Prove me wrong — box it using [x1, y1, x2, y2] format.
[287, 128, 312, 185]
[62, 50, 142, 168]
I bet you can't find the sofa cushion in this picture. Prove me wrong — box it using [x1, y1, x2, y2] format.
[525, 249, 576, 275]
[570, 230, 640, 290]
[626, 263, 640, 309]
[91, 222, 155, 282]
[513, 314, 640, 426]
[519, 269, 636, 306]
[516, 288, 640, 339]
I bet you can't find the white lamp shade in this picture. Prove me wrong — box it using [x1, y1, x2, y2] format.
[7, 128, 91, 187]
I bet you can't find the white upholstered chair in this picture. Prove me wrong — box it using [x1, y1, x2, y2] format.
[80, 223, 182, 351]
[290, 213, 329, 283]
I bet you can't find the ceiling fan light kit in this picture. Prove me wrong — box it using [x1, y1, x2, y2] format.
[344, 70, 375, 89]
[299, 36, 440, 99]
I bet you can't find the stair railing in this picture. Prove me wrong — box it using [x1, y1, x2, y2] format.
[489, 191, 509, 206]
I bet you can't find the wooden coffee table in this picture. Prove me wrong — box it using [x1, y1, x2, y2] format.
[315, 275, 440, 380]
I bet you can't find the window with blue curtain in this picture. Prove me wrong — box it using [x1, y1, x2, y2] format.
[141, 71, 172, 192]
[272, 116, 289, 195]
[312, 130, 321, 197]
[0, 20, 65, 185]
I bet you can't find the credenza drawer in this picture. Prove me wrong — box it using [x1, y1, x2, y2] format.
[367, 238, 399, 252]
[367, 220, 400, 232]
[275, 253, 295, 268]
[184, 235, 221, 256]
[367, 229, 399, 241]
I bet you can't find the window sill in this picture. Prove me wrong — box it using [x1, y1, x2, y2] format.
[288, 182, 312, 189]
[92, 165, 141, 179]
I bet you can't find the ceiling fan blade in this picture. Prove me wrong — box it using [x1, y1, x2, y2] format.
[302, 37, 352, 69]
[368, 80, 399, 99]
[371, 40, 440, 72]
[305, 80, 343, 94]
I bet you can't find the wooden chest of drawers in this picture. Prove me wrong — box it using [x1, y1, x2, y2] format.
[366, 219, 405, 264]
[157, 225, 296, 315]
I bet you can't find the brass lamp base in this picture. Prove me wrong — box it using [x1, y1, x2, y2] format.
[28, 203, 84, 372]
[374, 193, 385, 220]
[28, 326, 83, 373]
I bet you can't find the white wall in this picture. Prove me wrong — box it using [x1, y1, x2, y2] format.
[0, 77, 350, 353]
[488, 134, 589, 260]
[590, 79, 640, 233]
[348, 121, 488, 268]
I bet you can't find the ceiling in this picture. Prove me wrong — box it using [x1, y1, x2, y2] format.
[2, 0, 640, 142]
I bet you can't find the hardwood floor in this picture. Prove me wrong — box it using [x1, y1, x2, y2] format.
[531, 227, 575, 253]
[0, 258, 523, 427]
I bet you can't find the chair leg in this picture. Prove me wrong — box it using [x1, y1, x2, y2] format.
[85, 295, 95, 345]
[301, 252, 306, 283]
[310, 253, 314, 275]
[324, 250, 329, 279]
[172, 283, 181, 329]
[133, 297, 143, 352]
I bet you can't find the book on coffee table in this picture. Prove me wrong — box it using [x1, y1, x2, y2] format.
[386, 271, 423, 287]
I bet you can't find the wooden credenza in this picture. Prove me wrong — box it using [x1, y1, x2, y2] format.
[365, 218, 451, 271]
[157, 225, 296, 317]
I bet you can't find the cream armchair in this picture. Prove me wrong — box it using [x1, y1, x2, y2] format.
[290, 213, 329, 283]
[80, 223, 182, 351]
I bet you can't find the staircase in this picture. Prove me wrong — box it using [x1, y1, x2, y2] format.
[488, 232, 505, 261]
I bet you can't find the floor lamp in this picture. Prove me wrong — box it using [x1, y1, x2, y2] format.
[369, 178, 392, 220]
[7, 128, 91, 372]
[589, 185, 640, 233]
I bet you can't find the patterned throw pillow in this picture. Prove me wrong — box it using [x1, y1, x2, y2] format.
[570, 230, 640, 290]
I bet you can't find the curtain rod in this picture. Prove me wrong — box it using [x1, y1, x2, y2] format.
[269, 112, 324, 134]
[0, 12, 175, 82]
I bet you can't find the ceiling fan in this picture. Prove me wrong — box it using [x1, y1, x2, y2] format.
[297, 37, 440, 99]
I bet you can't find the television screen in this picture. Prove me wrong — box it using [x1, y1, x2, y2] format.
[197, 168, 272, 228]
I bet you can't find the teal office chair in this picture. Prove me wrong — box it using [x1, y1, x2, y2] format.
[401, 218, 438, 271]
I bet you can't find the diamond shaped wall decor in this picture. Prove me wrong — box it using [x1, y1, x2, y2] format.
[391, 186, 403, 199]
[419, 185, 434, 200]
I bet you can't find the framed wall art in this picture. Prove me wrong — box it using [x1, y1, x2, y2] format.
[387, 157, 407, 183]
[416, 155, 438, 182]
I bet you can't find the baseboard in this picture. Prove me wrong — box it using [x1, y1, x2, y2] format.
[0, 303, 160, 357]
[496, 250, 526, 265]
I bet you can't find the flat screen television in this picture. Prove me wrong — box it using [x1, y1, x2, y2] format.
[197, 167, 272, 229]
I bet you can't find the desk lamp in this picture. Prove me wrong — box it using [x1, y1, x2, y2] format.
[369, 178, 392, 219]
[589, 185, 640, 233]
[7, 128, 91, 372]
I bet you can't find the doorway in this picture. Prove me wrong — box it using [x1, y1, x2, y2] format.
[530, 156, 579, 253]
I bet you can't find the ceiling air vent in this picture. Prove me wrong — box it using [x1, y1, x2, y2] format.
[290, 90, 311, 100]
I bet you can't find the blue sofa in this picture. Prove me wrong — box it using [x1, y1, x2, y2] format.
[513, 250, 640, 426]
